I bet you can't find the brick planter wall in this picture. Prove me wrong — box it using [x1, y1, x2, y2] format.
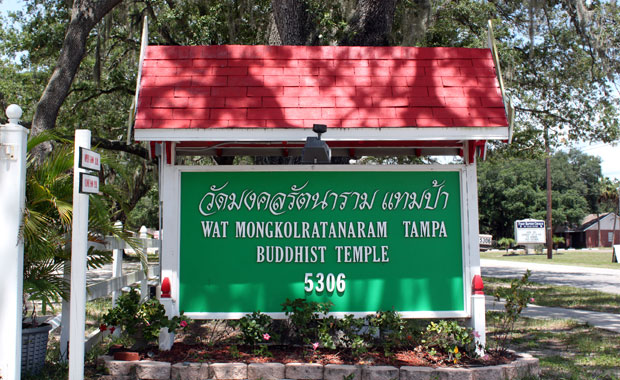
[98, 354, 539, 380]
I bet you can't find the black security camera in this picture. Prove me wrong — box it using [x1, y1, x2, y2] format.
[301, 124, 331, 164]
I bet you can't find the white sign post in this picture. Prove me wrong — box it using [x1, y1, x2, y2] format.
[0, 105, 27, 380]
[515, 219, 546, 254]
[68, 130, 94, 380]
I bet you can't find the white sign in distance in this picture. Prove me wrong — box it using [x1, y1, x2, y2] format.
[479, 234, 493, 250]
[79, 173, 100, 194]
[514, 219, 546, 244]
[79, 147, 101, 171]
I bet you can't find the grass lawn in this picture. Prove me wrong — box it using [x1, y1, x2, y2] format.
[484, 276, 620, 314]
[487, 313, 620, 380]
[481, 249, 620, 270]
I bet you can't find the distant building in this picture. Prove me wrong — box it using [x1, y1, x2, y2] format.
[560, 213, 620, 248]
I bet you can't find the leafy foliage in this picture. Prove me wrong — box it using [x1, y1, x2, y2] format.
[225, 298, 481, 363]
[422, 320, 477, 363]
[101, 288, 189, 350]
[22, 134, 148, 323]
[497, 237, 515, 251]
[228, 311, 273, 347]
[478, 149, 601, 239]
[338, 314, 368, 357]
[281, 298, 334, 346]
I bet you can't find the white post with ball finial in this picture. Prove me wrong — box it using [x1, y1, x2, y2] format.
[0, 104, 27, 380]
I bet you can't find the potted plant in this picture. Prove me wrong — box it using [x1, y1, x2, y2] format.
[100, 288, 189, 353]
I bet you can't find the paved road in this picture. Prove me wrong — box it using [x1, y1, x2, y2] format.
[481, 259, 620, 295]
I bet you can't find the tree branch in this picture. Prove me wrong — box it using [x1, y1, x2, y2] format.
[70, 86, 134, 111]
[92, 137, 152, 161]
[144, 0, 178, 45]
[60, 135, 152, 161]
[514, 106, 572, 123]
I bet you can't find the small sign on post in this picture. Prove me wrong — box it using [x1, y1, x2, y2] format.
[79, 147, 101, 172]
[79, 173, 99, 194]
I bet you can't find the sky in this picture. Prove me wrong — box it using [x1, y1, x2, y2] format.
[1, 0, 619, 180]
[1, 0, 20, 16]
[578, 142, 620, 180]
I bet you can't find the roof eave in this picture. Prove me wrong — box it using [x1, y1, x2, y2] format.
[134, 126, 509, 143]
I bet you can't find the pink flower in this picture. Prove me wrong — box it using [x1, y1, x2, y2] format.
[473, 330, 480, 338]
[312, 342, 319, 351]
[180, 320, 188, 328]
[530, 297, 535, 303]
[482, 354, 490, 361]
[263, 333, 271, 341]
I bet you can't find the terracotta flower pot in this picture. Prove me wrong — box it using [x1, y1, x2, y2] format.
[113, 351, 140, 361]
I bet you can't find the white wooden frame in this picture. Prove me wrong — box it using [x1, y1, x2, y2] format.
[160, 153, 481, 320]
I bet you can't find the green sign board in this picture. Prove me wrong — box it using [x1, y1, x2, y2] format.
[179, 169, 464, 316]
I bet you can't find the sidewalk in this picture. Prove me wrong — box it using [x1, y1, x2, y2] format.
[486, 296, 620, 334]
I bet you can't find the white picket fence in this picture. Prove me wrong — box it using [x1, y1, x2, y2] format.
[48, 225, 161, 360]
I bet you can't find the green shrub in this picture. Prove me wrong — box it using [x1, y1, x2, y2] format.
[498, 237, 515, 251]
[493, 270, 532, 352]
[101, 289, 189, 350]
[281, 298, 333, 345]
[229, 311, 273, 346]
[317, 315, 338, 349]
[366, 309, 407, 356]
[422, 320, 476, 363]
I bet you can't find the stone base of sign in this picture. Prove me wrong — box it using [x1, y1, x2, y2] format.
[99, 353, 539, 380]
[135, 361, 171, 380]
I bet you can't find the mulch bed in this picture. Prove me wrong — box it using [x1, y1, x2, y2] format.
[136, 343, 516, 368]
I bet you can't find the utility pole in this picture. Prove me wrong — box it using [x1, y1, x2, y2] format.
[545, 124, 553, 259]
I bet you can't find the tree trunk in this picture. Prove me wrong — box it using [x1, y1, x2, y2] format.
[270, 0, 400, 47]
[31, 0, 123, 156]
[399, 0, 432, 46]
[341, 0, 398, 46]
[270, 0, 313, 45]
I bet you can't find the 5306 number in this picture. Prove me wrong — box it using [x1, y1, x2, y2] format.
[304, 273, 346, 293]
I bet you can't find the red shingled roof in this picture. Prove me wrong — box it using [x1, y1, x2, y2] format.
[134, 45, 507, 131]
